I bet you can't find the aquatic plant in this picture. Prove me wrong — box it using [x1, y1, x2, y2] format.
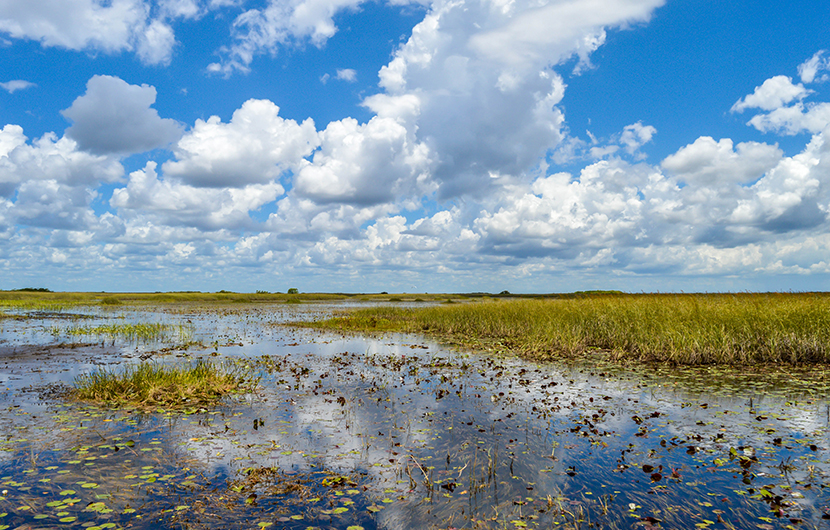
[71, 360, 258, 408]
[54, 322, 194, 342]
[305, 293, 830, 365]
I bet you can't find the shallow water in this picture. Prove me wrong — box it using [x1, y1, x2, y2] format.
[0, 303, 829, 530]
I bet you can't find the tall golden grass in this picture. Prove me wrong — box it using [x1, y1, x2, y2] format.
[308, 293, 830, 365]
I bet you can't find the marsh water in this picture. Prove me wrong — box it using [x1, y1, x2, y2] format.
[1, 303, 829, 529]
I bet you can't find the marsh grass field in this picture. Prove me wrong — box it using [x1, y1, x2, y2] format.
[0, 291, 829, 530]
[307, 293, 830, 365]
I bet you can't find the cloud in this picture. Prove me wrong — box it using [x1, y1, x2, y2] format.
[466, 121, 830, 263]
[585, 121, 656, 161]
[661, 137, 782, 186]
[265, 194, 398, 240]
[5, 1, 830, 291]
[0, 80, 35, 93]
[159, 0, 203, 19]
[745, 102, 830, 136]
[728, 132, 830, 233]
[366, 0, 663, 200]
[619, 121, 656, 155]
[293, 115, 432, 205]
[62, 75, 183, 156]
[12, 179, 100, 230]
[466, 0, 663, 75]
[0, 0, 176, 65]
[163, 99, 318, 188]
[111, 161, 284, 231]
[208, 0, 370, 74]
[136, 17, 177, 65]
[0, 125, 123, 198]
[335, 68, 357, 82]
[799, 50, 830, 84]
[731, 75, 812, 113]
[732, 61, 830, 136]
[474, 161, 652, 258]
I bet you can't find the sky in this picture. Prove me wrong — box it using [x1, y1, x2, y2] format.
[1, 0, 830, 293]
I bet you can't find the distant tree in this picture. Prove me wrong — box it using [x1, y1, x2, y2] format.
[287, 288, 299, 294]
[499, 290, 510, 295]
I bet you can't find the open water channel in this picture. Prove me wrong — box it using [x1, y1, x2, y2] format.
[0, 303, 829, 529]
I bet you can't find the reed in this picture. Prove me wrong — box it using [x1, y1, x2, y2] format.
[306, 293, 830, 365]
[71, 360, 257, 408]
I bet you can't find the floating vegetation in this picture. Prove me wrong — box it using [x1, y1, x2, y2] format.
[71, 360, 258, 408]
[305, 293, 830, 365]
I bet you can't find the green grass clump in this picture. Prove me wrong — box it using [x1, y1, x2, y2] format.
[306, 293, 830, 365]
[100, 296, 122, 305]
[56, 322, 194, 342]
[72, 360, 257, 408]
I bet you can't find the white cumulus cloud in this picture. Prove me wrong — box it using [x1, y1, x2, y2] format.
[112, 161, 284, 231]
[661, 137, 782, 186]
[732, 61, 830, 136]
[369, 0, 663, 199]
[293, 116, 432, 205]
[62, 75, 183, 156]
[0, 125, 123, 197]
[731, 75, 812, 113]
[746, 102, 830, 136]
[0, 0, 176, 65]
[163, 99, 319, 188]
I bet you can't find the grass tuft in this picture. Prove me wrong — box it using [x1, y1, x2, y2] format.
[71, 360, 258, 408]
[55, 322, 194, 343]
[305, 293, 830, 365]
[100, 296, 122, 305]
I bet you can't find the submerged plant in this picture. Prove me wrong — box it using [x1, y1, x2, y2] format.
[71, 360, 258, 408]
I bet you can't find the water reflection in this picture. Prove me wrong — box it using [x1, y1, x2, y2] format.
[0, 303, 828, 529]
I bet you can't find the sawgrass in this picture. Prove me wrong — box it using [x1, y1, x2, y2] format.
[72, 360, 257, 408]
[55, 322, 194, 342]
[306, 293, 830, 365]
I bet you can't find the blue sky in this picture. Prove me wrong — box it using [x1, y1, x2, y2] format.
[1, 0, 830, 293]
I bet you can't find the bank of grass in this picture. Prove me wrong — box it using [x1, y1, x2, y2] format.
[0, 290, 459, 307]
[306, 293, 830, 365]
[71, 360, 257, 408]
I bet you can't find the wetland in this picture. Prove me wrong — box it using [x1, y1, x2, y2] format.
[0, 293, 829, 529]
